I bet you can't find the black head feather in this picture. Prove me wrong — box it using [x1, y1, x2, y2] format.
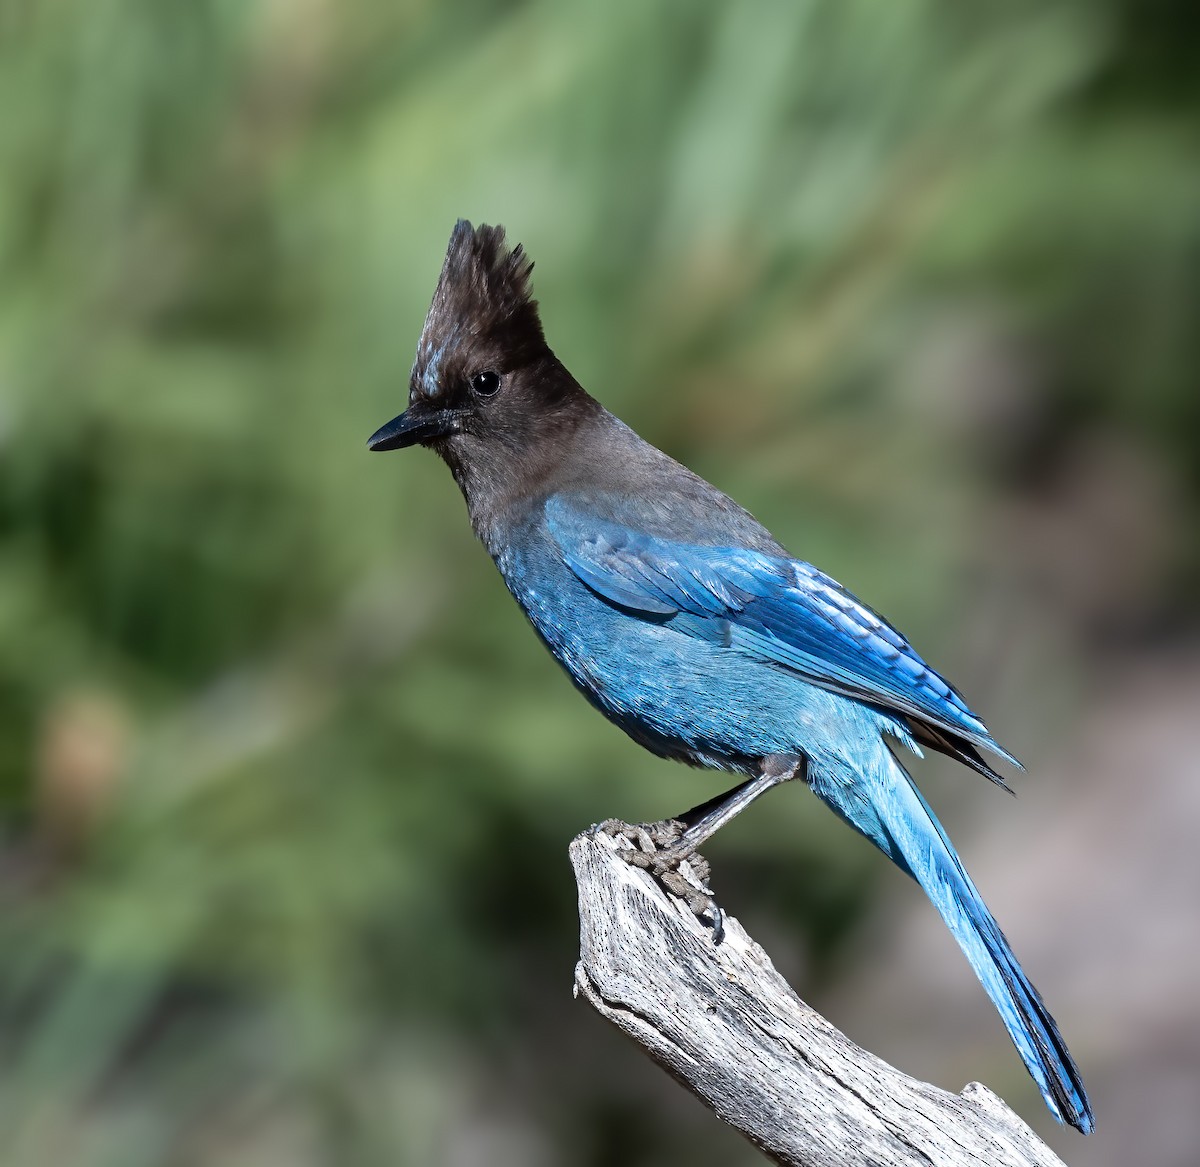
[440, 219, 540, 338]
[384, 219, 600, 525]
[411, 221, 547, 402]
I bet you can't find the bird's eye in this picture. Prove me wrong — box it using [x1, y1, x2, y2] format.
[470, 370, 501, 397]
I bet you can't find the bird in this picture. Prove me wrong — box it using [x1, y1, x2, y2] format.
[367, 219, 1094, 1134]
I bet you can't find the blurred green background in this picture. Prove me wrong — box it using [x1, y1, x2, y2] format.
[2, 1, 1199, 1164]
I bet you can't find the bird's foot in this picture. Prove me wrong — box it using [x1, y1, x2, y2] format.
[597, 819, 724, 942]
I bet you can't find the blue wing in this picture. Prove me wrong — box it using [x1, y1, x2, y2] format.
[544, 496, 1019, 779]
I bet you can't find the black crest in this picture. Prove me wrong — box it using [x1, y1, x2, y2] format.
[421, 220, 546, 366]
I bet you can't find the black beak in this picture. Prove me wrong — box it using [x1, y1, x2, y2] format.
[367, 406, 462, 451]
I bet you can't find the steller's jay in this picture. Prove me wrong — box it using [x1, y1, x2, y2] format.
[368, 221, 1093, 1134]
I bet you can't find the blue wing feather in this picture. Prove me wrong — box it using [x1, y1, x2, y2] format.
[545, 497, 1018, 770]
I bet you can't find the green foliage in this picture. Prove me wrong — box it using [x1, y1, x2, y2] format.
[1, 2, 1197, 1163]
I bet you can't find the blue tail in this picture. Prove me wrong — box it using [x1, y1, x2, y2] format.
[809, 739, 1094, 1134]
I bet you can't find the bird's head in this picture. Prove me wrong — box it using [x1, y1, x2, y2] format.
[368, 221, 589, 499]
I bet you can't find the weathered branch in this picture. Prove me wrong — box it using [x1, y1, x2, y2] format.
[571, 825, 1067, 1167]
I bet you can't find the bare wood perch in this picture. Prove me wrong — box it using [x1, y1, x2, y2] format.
[571, 825, 1067, 1167]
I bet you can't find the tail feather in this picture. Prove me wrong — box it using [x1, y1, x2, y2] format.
[809, 744, 1094, 1134]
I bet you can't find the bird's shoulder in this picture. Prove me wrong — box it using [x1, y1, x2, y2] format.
[534, 411, 786, 556]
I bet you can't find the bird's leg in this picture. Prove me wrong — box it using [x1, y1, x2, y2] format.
[601, 755, 803, 941]
[671, 754, 802, 856]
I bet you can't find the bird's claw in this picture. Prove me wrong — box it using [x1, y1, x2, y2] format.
[597, 819, 724, 943]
